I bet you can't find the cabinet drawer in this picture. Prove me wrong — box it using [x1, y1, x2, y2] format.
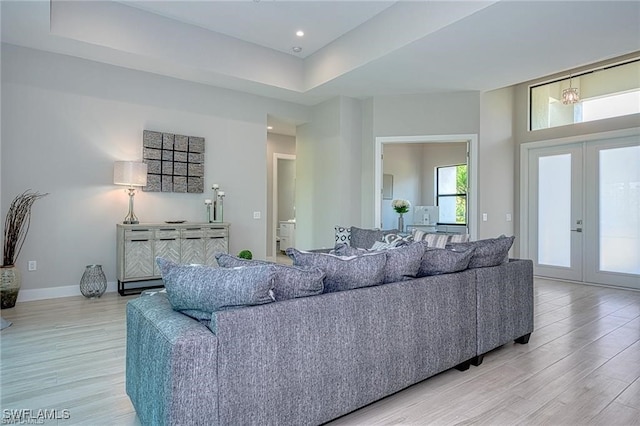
[181, 228, 204, 239]
[156, 229, 180, 239]
[124, 229, 153, 240]
[205, 228, 228, 238]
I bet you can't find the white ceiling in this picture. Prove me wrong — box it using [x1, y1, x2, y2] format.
[2, 0, 639, 135]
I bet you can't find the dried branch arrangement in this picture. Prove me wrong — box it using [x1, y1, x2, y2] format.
[3, 190, 48, 267]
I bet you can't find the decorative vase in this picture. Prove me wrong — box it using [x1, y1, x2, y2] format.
[80, 265, 107, 298]
[398, 213, 404, 232]
[0, 266, 21, 309]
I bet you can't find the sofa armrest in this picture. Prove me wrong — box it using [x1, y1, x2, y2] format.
[475, 259, 534, 355]
[126, 295, 219, 426]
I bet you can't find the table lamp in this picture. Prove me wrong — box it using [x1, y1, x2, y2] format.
[114, 161, 147, 224]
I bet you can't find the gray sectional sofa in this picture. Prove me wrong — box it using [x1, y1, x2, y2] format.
[126, 256, 533, 426]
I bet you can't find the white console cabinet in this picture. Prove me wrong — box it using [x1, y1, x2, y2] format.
[279, 221, 296, 252]
[116, 223, 229, 295]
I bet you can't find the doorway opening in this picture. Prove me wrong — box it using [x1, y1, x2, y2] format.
[374, 135, 478, 241]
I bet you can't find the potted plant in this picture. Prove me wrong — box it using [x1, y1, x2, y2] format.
[237, 250, 253, 260]
[1, 190, 48, 309]
[392, 199, 410, 232]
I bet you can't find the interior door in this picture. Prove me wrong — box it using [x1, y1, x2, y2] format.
[584, 137, 640, 289]
[528, 144, 584, 281]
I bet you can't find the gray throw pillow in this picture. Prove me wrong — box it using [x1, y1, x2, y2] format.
[350, 226, 399, 249]
[156, 257, 275, 315]
[383, 242, 426, 283]
[446, 235, 515, 268]
[286, 248, 386, 293]
[418, 247, 475, 276]
[350, 226, 383, 249]
[215, 253, 325, 300]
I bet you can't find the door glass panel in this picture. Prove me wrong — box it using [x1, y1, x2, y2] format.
[538, 154, 572, 267]
[599, 145, 640, 274]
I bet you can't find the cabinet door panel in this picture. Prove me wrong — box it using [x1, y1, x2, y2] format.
[154, 239, 180, 275]
[181, 238, 205, 265]
[124, 240, 154, 279]
[206, 238, 228, 266]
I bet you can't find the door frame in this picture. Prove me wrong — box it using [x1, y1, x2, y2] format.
[519, 127, 640, 278]
[374, 134, 478, 241]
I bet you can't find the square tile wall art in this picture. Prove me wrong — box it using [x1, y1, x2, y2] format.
[142, 130, 205, 193]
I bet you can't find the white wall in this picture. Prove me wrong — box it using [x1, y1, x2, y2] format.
[296, 97, 363, 250]
[1, 44, 309, 298]
[478, 87, 516, 240]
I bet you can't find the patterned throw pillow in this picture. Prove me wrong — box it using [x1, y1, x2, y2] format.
[335, 226, 351, 246]
[446, 235, 515, 268]
[214, 253, 325, 301]
[156, 257, 275, 316]
[411, 229, 448, 248]
[418, 247, 475, 276]
[286, 248, 386, 293]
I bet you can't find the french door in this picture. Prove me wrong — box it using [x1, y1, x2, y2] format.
[528, 136, 639, 289]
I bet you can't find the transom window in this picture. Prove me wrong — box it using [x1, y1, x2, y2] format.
[530, 58, 640, 131]
[437, 164, 467, 225]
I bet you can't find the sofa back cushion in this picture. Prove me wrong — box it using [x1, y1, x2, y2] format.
[156, 257, 275, 317]
[215, 253, 325, 301]
[286, 248, 386, 293]
[446, 235, 515, 268]
[418, 247, 475, 277]
[383, 242, 426, 283]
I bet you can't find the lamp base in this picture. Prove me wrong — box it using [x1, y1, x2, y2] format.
[123, 219, 139, 224]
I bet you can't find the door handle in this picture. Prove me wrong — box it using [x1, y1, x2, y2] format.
[571, 228, 582, 233]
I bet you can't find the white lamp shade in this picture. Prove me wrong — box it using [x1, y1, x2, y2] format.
[114, 161, 148, 186]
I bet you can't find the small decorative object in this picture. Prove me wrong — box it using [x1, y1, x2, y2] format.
[114, 161, 148, 224]
[392, 199, 411, 232]
[80, 264, 107, 298]
[211, 184, 227, 222]
[205, 199, 213, 223]
[238, 250, 253, 260]
[2, 190, 48, 309]
[0, 267, 21, 310]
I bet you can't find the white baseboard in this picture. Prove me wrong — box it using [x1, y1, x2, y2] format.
[16, 281, 119, 302]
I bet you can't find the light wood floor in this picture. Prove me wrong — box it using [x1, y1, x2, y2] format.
[1, 278, 639, 425]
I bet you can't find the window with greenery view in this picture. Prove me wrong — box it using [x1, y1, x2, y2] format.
[437, 164, 467, 225]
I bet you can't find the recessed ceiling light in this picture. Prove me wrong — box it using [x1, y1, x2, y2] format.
[267, 126, 273, 130]
[292, 46, 302, 53]
[296, 30, 304, 37]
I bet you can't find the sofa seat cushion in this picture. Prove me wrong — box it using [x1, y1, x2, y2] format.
[418, 247, 475, 277]
[156, 257, 275, 318]
[286, 248, 386, 293]
[215, 253, 325, 301]
[446, 235, 515, 268]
